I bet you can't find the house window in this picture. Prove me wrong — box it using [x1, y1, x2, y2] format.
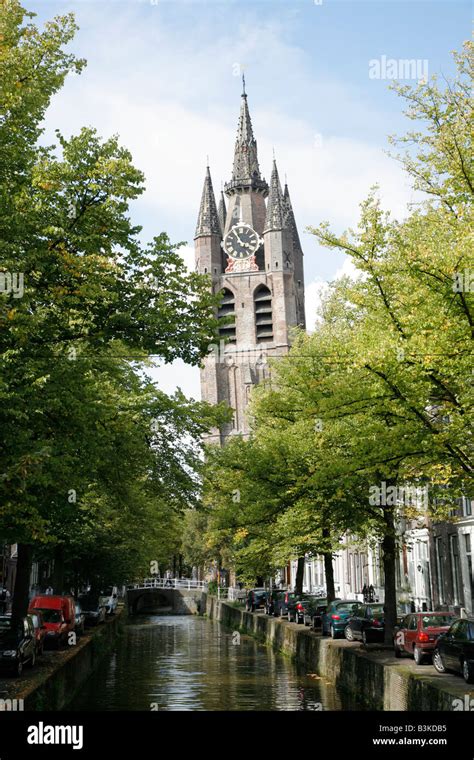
[218, 288, 236, 343]
[435, 537, 444, 604]
[464, 533, 474, 602]
[254, 285, 273, 343]
[450, 534, 463, 606]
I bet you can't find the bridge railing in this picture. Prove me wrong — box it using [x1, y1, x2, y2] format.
[127, 578, 208, 591]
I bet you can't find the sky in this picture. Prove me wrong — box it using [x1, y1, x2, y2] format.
[29, 0, 471, 399]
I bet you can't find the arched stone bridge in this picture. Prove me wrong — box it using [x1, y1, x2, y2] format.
[126, 579, 206, 616]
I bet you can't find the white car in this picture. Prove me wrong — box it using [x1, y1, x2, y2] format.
[99, 586, 118, 615]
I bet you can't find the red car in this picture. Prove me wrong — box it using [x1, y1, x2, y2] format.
[27, 611, 47, 656]
[394, 612, 456, 664]
[28, 595, 76, 649]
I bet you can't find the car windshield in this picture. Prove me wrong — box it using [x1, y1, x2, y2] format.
[79, 597, 98, 608]
[0, 617, 12, 632]
[368, 605, 385, 616]
[336, 603, 358, 612]
[36, 609, 62, 623]
[421, 615, 455, 628]
[0, 622, 22, 642]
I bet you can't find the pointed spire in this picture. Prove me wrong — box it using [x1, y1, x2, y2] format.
[217, 190, 227, 235]
[231, 88, 261, 184]
[264, 159, 286, 231]
[283, 181, 302, 252]
[195, 166, 221, 238]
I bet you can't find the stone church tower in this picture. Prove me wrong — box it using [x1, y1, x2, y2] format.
[195, 81, 306, 444]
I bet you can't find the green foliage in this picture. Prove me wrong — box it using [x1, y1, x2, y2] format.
[0, 1, 229, 594]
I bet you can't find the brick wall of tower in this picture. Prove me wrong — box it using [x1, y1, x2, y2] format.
[195, 90, 306, 445]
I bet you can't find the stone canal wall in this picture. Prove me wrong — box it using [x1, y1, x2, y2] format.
[204, 595, 471, 711]
[13, 611, 123, 711]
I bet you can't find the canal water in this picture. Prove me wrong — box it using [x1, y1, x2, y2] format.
[68, 615, 354, 711]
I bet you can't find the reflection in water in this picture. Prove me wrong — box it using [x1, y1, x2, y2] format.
[68, 615, 351, 711]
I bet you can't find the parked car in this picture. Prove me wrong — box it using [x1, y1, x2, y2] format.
[78, 595, 107, 626]
[245, 588, 267, 612]
[344, 603, 386, 643]
[264, 590, 282, 615]
[74, 602, 86, 636]
[321, 600, 359, 638]
[310, 599, 329, 629]
[28, 595, 76, 649]
[27, 611, 47, 656]
[99, 587, 119, 615]
[433, 617, 474, 683]
[394, 612, 456, 664]
[287, 594, 319, 624]
[0, 614, 36, 676]
[274, 591, 297, 618]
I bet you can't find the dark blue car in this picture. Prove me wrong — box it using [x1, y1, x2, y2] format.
[321, 599, 359, 638]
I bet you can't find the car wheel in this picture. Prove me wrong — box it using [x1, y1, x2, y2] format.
[462, 659, 474, 684]
[413, 646, 425, 666]
[344, 625, 354, 642]
[394, 644, 401, 658]
[433, 650, 446, 674]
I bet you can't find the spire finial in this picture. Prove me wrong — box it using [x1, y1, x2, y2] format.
[242, 73, 246, 96]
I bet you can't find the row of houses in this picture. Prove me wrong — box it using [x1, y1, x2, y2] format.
[0, 545, 55, 600]
[282, 498, 474, 616]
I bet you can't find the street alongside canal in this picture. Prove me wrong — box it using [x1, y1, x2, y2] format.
[67, 615, 357, 711]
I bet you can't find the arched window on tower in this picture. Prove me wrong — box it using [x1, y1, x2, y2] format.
[218, 288, 236, 343]
[254, 285, 273, 343]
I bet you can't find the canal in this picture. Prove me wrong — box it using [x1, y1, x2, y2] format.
[68, 614, 356, 711]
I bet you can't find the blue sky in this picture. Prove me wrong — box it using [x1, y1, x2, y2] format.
[29, 0, 471, 397]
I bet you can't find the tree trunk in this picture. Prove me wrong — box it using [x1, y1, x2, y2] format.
[11, 544, 33, 622]
[382, 506, 397, 645]
[324, 551, 336, 603]
[52, 545, 64, 594]
[295, 556, 305, 594]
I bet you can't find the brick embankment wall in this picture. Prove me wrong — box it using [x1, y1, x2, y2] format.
[203, 595, 473, 711]
[9, 609, 123, 711]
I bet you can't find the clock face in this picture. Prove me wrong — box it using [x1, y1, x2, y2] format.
[223, 224, 260, 260]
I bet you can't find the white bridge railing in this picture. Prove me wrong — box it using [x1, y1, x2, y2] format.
[127, 578, 208, 591]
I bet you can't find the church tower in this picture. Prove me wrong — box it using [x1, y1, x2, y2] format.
[195, 81, 305, 444]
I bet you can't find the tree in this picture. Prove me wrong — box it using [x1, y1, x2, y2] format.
[0, 2, 228, 617]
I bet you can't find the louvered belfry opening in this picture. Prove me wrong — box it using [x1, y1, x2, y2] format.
[254, 285, 273, 343]
[218, 288, 236, 343]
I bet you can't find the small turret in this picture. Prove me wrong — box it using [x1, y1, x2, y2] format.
[194, 166, 223, 277]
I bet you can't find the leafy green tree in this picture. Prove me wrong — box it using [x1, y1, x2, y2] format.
[0, 2, 227, 617]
